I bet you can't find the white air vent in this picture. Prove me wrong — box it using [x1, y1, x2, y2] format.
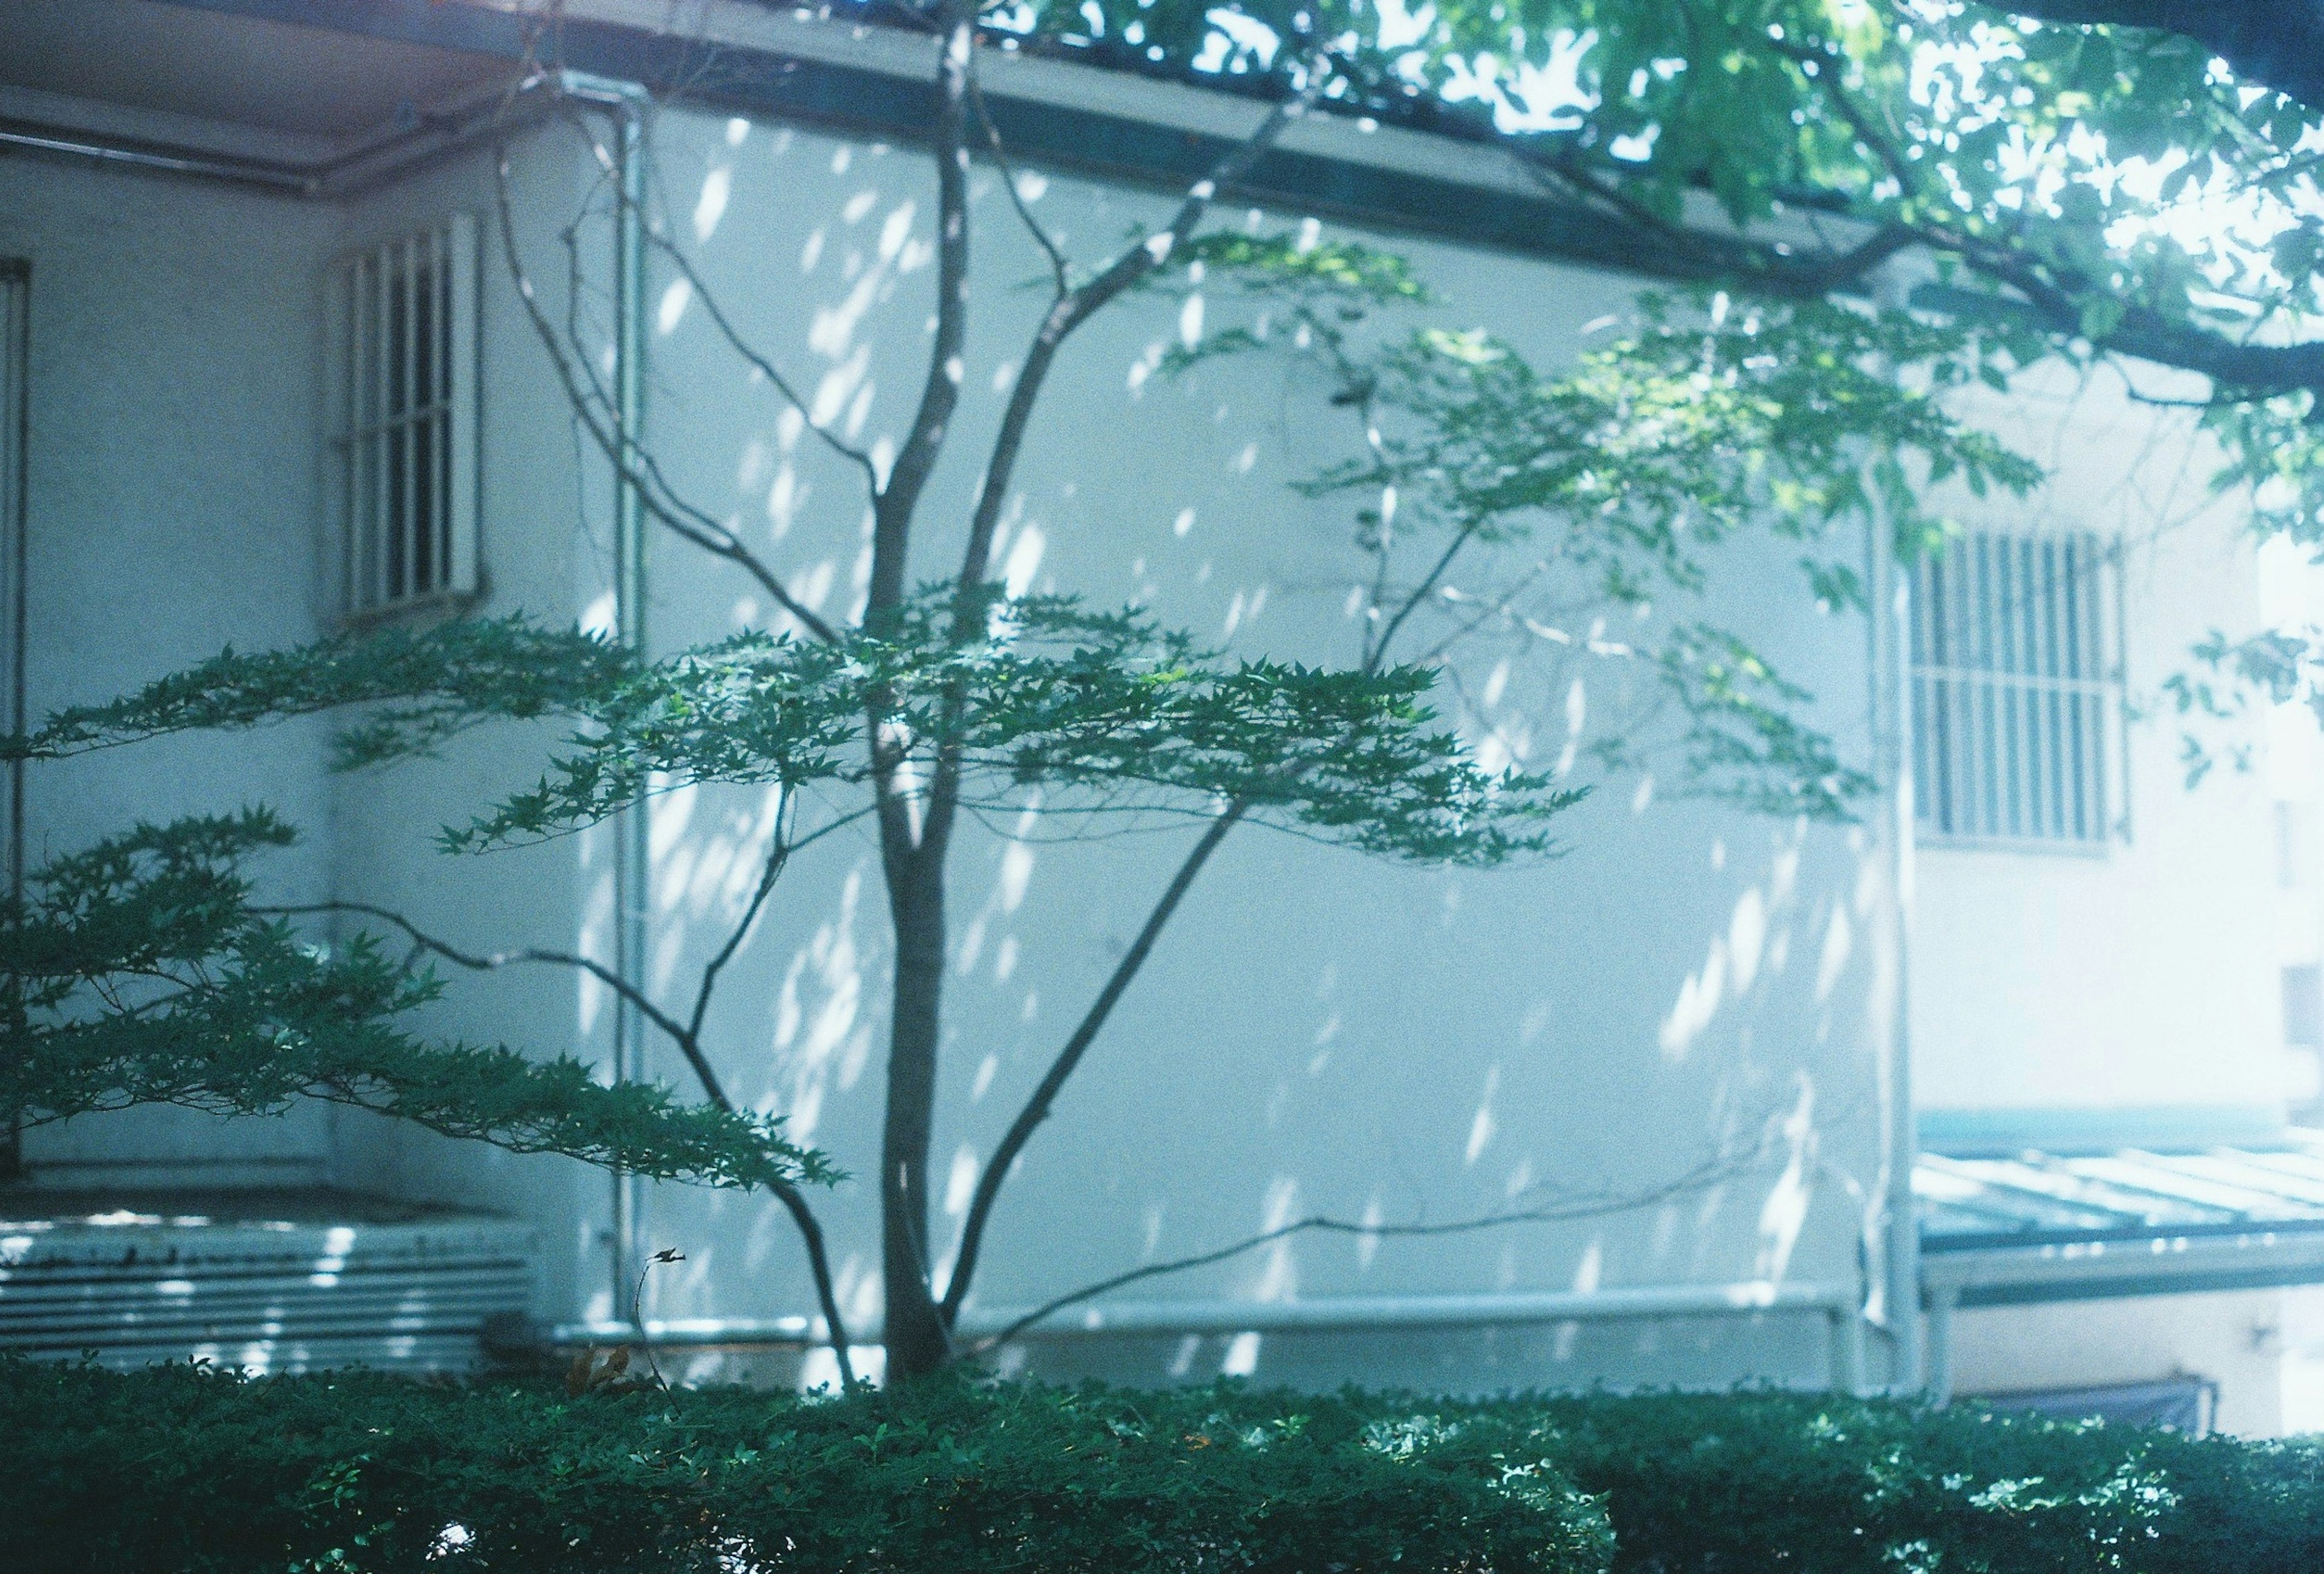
[331, 214, 479, 618]
[0, 1194, 532, 1373]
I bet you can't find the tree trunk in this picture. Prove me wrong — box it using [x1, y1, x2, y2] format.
[880, 841, 950, 1379]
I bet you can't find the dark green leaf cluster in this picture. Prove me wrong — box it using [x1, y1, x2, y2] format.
[0, 614, 632, 770]
[0, 810, 830, 1190]
[1530, 1387, 2324, 1573]
[7, 1364, 2323, 1574]
[10, 598, 1574, 864]
[0, 1363, 1615, 1573]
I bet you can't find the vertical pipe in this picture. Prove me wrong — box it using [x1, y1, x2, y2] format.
[1872, 503, 1920, 1394]
[606, 94, 650, 1324]
[2110, 535, 2132, 842]
[1829, 1303, 1868, 1395]
[402, 233, 422, 601]
[0, 261, 28, 1182]
[1923, 1286, 1957, 1406]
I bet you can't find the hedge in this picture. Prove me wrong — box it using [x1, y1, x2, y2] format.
[0, 1360, 1609, 1573]
[1, 1360, 2319, 1573]
[1528, 1389, 2324, 1573]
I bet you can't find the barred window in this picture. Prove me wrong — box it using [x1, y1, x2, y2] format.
[1910, 530, 2122, 848]
[332, 215, 478, 618]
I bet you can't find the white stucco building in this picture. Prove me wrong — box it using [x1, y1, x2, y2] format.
[5, 0, 2324, 1431]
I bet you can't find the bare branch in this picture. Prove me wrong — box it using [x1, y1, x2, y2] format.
[968, 67, 1069, 298]
[967, 1146, 1771, 1354]
[641, 225, 883, 493]
[1368, 520, 1483, 672]
[954, 60, 1330, 601]
[684, 799, 795, 1047]
[939, 799, 1248, 1328]
[548, 95, 880, 493]
[267, 899, 701, 1054]
[492, 148, 842, 642]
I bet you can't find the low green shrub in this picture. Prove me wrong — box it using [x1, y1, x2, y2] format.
[1527, 1389, 2324, 1573]
[3, 1362, 2320, 1573]
[0, 1359, 1610, 1573]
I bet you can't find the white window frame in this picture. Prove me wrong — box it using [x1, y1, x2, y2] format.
[1909, 528, 2126, 851]
[329, 214, 479, 620]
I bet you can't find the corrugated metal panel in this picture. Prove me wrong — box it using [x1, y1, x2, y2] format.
[1916, 1133, 2324, 1307]
[0, 1192, 534, 1373]
[1918, 1135, 2324, 1252]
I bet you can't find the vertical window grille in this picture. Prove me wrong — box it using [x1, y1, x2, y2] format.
[1910, 530, 2122, 847]
[333, 215, 477, 617]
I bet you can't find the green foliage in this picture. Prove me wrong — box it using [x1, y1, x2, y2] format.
[0, 1363, 1614, 1574]
[6, 1366, 2322, 1574]
[0, 809, 831, 1190]
[1162, 232, 2040, 820]
[0, 614, 631, 771]
[986, 0, 2324, 767]
[19, 592, 1578, 865]
[496, 591, 1574, 862]
[1530, 1388, 2324, 1573]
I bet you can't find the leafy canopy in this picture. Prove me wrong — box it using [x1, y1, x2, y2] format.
[0, 808, 833, 1190]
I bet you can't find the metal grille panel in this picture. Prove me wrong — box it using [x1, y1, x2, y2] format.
[333, 215, 478, 618]
[0, 1196, 532, 1373]
[1910, 530, 2121, 847]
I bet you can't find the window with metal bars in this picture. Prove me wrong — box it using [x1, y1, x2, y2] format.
[1909, 529, 2123, 848]
[332, 215, 478, 618]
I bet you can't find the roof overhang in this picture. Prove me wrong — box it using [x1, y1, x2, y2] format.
[2, 0, 1800, 280]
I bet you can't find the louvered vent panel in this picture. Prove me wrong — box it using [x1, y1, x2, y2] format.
[0, 1195, 533, 1373]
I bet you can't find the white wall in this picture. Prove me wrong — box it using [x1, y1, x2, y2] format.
[0, 146, 340, 1189]
[1951, 1291, 2286, 1437]
[2, 87, 1915, 1393]
[315, 120, 632, 1325]
[1909, 365, 2288, 1129]
[582, 102, 1906, 1391]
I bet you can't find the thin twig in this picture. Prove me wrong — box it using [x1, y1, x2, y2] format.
[954, 57, 1330, 601]
[967, 1147, 1772, 1354]
[492, 148, 841, 643]
[968, 67, 1069, 296]
[938, 799, 1249, 1327]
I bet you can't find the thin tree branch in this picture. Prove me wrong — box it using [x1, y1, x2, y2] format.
[640, 224, 884, 493]
[493, 148, 842, 643]
[683, 799, 795, 1047]
[548, 96, 883, 493]
[938, 799, 1249, 1328]
[966, 1146, 1770, 1354]
[264, 891, 861, 1389]
[968, 67, 1069, 297]
[954, 59, 1330, 602]
[1368, 519, 1482, 671]
[266, 899, 700, 1052]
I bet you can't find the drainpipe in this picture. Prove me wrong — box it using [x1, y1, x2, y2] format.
[1868, 492, 1922, 1395]
[559, 71, 654, 1324]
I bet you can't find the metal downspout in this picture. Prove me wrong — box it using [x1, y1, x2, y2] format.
[1871, 497, 1923, 1395]
[560, 71, 653, 1324]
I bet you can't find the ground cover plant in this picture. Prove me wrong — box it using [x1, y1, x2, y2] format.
[2, 1360, 2319, 1573]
